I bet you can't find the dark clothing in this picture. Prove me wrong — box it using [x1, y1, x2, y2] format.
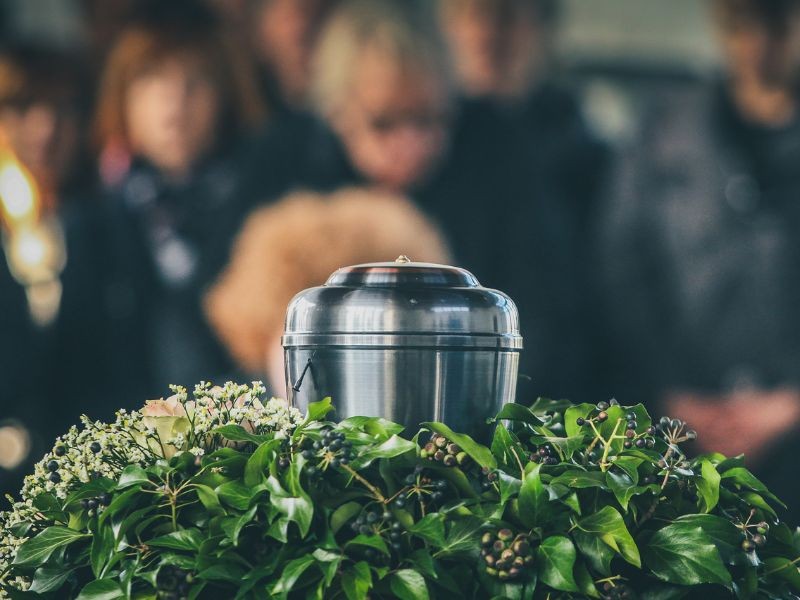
[598, 83, 800, 519]
[244, 102, 599, 402]
[50, 150, 252, 424]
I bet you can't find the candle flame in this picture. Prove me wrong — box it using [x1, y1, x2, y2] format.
[0, 153, 40, 229]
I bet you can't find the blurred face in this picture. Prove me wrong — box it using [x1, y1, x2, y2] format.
[254, 0, 336, 106]
[0, 101, 79, 193]
[125, 55, 220, 178]
[717, 8, 800, 90]
[442, 1, 541, 99]
[331, 50, 451, 192]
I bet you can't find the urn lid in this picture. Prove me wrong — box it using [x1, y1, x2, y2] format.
[282, 257, 522, 350]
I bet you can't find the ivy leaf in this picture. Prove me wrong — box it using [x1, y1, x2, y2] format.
[13, 526, 89, 566]
[518, 463, 552, 529]
[116, 464, 149, 489]
[408, 513, 446, 547]
[606, 469, 639, 511]
[491, 403, 544, 426]
[74, 578, 125, 600]
[90, 521, 116, 578]
[217, 480, 256, 510]
[213, 425, 270, 445]
[564, 404, 596, 437]
[339, 416, 405, 439]
[763, 557, 800, 591]
[551, 470, 607, 490]
[721, 468, 785, 507]
[346, 534, 390, 556]
[331, 501, 362, 534]
[436, 518, 483, 558]
[574, 561, 601, 598]
[352, 435, 416, 469]
[576, 506, 640, 568]
[642, 524, 732, 586]
[244, 439, 281, 486]
[696, 460, 720, 513]
[148, 528, 203, 551]
[671, 515, 743, 566]
[573, 530, 614, 575]
[422, 422, 496, 469]
[298, 397, 334, 429]
[29, 566, 76, 594]
[537, 535, 579, 592]
[389, 569, 430, 600]
[271, 555, 316, 599]
[265, 465, 313, 537]
[341, 561, 372, 600]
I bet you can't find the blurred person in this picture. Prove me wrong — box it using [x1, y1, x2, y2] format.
[0, 42, 93, 496]
[57, 0, 266, 417]
[244, 0, 591, 402]
[248, 0, 339, 113]
[599, 0, 800, 519]
[205, 187, 450, 392]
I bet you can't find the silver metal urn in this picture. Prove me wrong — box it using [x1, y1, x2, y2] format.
[282, 256, 522, 439]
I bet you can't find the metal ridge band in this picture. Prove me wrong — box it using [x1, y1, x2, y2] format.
[281, 333, 523, 350]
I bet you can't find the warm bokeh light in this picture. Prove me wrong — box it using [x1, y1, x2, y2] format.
[0, 154, 40, 229]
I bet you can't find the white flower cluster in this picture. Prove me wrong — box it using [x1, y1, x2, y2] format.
[0, 381, 302, 596]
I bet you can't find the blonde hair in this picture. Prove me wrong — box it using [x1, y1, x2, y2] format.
[205, 187, 451, 373]
[310, 0, 452, 118]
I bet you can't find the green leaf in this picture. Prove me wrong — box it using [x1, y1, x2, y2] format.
[518, 463, 551, 529]
[408, 513, 446, 547]
[529, 397, 575, 414]
[389, 569, 429, 600]
[696, 459, 720, 513]
[13, 526, 89, 566]
[75, 578, 125, 600]
[606, 469, 638, 511]
[194, 484, 224, 515]
[148, 528, 203, 551]
[642, 524, 732, 586]
[573, 530, 614, 575]
[492, 402, 544, 425]
[564, 403, 595, 437]
[339, 416, 404, 438]
[352, 435, 416, 468]
[301, 397, 334, 426]
[537, 535, 579, 592]
[576, 506, 640, 568]
[266, 470, 313, 537]
[331, 501, 362, 534]
[244, 439, 281, 486]
[551, 470, 607, 490]
[90, 522, 115, 578]
[29, 566, 75, 594]
[341, 561, 372, 600]
[422, 422, 496, 469]
[672, 514, 742, 565]
[217, 480, 256, 510]
[214, 424, 270, 445]
[574, 561, 601, 598]
[764, 557, 800, 591]
[271, 555, 316, 598]
[436, 518, 483, 558]
[117, 464, 149, 489]
[721, 467, 785, 507]
[346, 533, 390, 556]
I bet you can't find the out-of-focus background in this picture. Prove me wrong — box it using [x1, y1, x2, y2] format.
[2, 0, 800, 521]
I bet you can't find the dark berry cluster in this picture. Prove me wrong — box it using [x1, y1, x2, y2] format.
[739, 512, 769, 552]
[420, 433, 470, 468]
[655, 417, 696, 444]
[79, 493, 112, 515]
[479, 466, 499, 491]
[155, 565, 194, 600]
[529, 444, 558, 466]
[350, 509, 403, 560]
[622, 412, 656, 450]
[300, 428, 353, 477]
[480, 529, 535, 580]
[400, 468, 449, 507]
[600, 580, 635, 599]
[575, 400, 616, 428]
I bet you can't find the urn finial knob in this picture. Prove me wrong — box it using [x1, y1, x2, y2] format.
[395, 255, 411, 263]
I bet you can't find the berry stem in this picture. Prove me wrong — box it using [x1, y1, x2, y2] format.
[339, 463, 386, 502]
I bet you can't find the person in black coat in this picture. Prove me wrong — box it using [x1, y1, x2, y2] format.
[242, 0, 589, 403]
[598, 0, 800, 521]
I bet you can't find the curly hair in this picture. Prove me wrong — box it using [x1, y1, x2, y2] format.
[204, 187, 451, 374]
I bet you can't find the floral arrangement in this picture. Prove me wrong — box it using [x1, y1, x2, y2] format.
[1, 384, 799, 599]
